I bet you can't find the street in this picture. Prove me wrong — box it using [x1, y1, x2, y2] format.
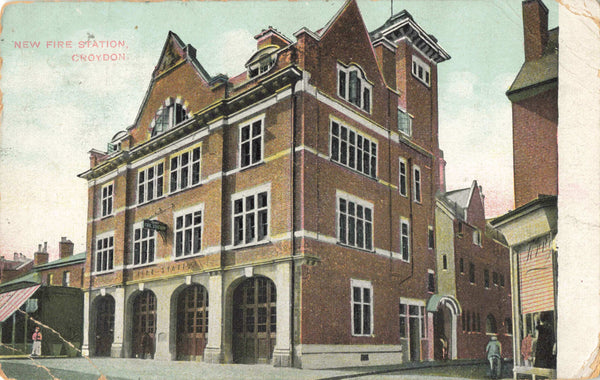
[0, 358, 513, 380]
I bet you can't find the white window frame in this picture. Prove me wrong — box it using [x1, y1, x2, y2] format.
[137, 161, 165, 205]
[232, 184, 270, 247]
[101, 182, 114, 217]
[94, 232, 114, 274]
[413, 165, 422, 203]
[400, 217, 411, 262]
[427, 269, 436, 293]
[239, 115, 265, 169]
[170, 143, 202, 194]
[151, 99, 189, 137]
[351, 279, 373, 336]
[173, 204, 204, 258]
[398, 109, 413, 137]
[132, 221, 157, 267]
[330, 119, 378, 178]
[399, 298, 426, 341]
[399, 157, 407, 197]
[411, 55, 431, 87]
[472, 229, 482, 246]
[336, 191, 374, 251]
[337, 63, 372, 113]
[62, 271, 70, 287]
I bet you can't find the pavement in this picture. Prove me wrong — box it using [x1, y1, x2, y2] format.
[0, 357, 514, 380]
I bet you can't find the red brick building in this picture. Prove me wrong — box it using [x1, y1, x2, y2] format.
[78, 0, 452, 367]
[435, 181, 512, 361]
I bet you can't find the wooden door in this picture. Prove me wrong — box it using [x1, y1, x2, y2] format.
[132, 290, 156, 358]
[232, 277, 276, 364]
[176, 285, 208, 360]
[95, 296, 115, 357]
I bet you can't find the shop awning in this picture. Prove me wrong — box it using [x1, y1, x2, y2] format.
[0, 285, 40, 322]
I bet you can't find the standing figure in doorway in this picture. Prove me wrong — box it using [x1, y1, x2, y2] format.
[30, 326, 42, 357]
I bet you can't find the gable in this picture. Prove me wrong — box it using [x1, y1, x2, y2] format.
[465, 183, 486, 227]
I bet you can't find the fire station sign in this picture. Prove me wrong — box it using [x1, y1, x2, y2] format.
[143, 219, 167, 232]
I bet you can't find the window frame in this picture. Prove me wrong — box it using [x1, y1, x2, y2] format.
[173, 204, 204, 259]
[94, 232, 114, 274]
[336, 191, 374, 252]
[398, 109, 413, 137]
[101, 182, 114, 218]
[351, 279, 373, 336]
[62, 271, 70, 287]
[413, 165, 422, 203]
[428, 225, 435, 250]
[469, 262, 476, 284]
[330, 119, 378, 179]
[150, 101, 189, 137]
[399, 298, 426, 340]
[137, 161, 165, 205]
[399, 157, 408, 197]
[400, 217, 411, 262]
[337, 63, 373, 113]
[427, 270, 435, 293]
[472, 229, 482, 246]
[231, 184, 270, 248]
[238, 115, 265, 170]
[484, 269, 490, 289]
[169, 143, 202, 194]
[132, 221, 157, 267]
[411, 55, 431, 87]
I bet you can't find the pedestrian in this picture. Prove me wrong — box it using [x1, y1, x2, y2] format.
[30, 326, 42, 357]
[486, 335, 502, 379]
[521, 333, 533, 366]
[439, 335, 448, 361]
[534, 314, 556, 369]
[141, 331, 154, 359]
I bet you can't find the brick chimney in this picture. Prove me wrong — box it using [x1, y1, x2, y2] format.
[372, 38, 397, 90]
[255, 27, 291, 50]
[59, 237, 74, 259]
[522, 0, 549, 61]
[34, 242, 49, 266]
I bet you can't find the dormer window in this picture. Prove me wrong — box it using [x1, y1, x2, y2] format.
[411, 55, 430, 87]
[246, 46, 279, 79]
[150, 98, 189, 137]
[338, 63, 372, 113]
[107, 130, 128, 154]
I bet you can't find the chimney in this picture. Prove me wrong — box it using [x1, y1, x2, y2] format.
[522, 0, 549, 61]
[59, 237, 74, 259]
[254, 27, 290, 50]
[373, 37, 397, 90]
[438, 151, 447, 194]
[34, 243, 49, 266]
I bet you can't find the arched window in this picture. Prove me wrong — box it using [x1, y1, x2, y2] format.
[486, 314, 497, 334]
[337, 63, 372, 113]
[150, 99, 189, 137]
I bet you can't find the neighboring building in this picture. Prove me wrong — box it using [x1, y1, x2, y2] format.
[491, 0, 558, 379]
[434, 181, 512, 361]
[0, 238, 85, 357]
[0, 251, 33, 284]
[77, 0, 456, 368]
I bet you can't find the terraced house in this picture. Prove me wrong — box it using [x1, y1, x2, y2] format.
[78, 0, 451, 368]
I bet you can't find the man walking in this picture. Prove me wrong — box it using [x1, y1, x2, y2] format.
[30, 326, 42, 357]
[486, 335, 502, 379]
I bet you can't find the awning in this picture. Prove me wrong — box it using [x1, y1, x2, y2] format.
[0, 285, 40, 322]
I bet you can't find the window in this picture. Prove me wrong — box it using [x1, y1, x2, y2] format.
[473, 229, 482, 246]
[95, 234, 114, 273]
[492, 271, 499, 286]
[151, 101, 188, 137]
[459, 258, 464, 274]
[413, 166, 421, 203]
[47, 273, 54, 286]
[398, 109, 412, 136]
[486, 314, 497, 334]
[337, 193, 373, 251]
[466, 311, 471, 332]
[477, 312, 481, 332]
[505, 318, 513, 335]
[138, 162, 164, 204]
[247, 48, 278, 78]
[484, 269, 490, 288]
[62, 271, 70, 287]
[427, 271, 435, 293]
[330, 120, 377, 178]
[442, 254, 448, 270]
[239, 118, 264, 168]
[351, 279, 373, 336]
[233, 187, 269, 246]
[170, 144, 201, 193]
[400, 218, 410, 261]
[399, 299, 426, 340]
[469, 262, 475, 284]
[411, 55, 431, 86]
[428, 226, 435, 249]
[500, 274, 505, 287]
[399, 157, 407, 196]
[133, 224, 156, 265]
[174, 206, 203, 257]
[101, 183, 113, 217]
[458, 222, 463, 236]
[338, 63, 372, 113]
[462, 312, 466, 332]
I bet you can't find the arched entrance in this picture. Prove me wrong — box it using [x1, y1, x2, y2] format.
[428, 295, 461, 360]
[176, 284, 208, 360]
[131, 290, 156, 359]
[94, 295, 115, 357]
[232, 276, 276, 364]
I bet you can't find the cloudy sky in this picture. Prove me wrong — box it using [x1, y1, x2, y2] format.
[0, 0, 558, 259]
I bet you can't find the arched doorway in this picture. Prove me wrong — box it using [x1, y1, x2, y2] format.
[428, 295, 461, 360]
[176, 284, 208, 360]
[94, 295, 115, 357]
[131, 290, 156, 359]
[232, 276, 276, 364]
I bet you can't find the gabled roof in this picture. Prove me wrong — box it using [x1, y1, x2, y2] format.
[0, 272, 41, 293]
[507, 27, 558, 99]
[437, 180, 483, 222]
[34, 252, 86, 271]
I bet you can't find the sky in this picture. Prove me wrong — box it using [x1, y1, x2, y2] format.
[0, 0, 559, 260]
